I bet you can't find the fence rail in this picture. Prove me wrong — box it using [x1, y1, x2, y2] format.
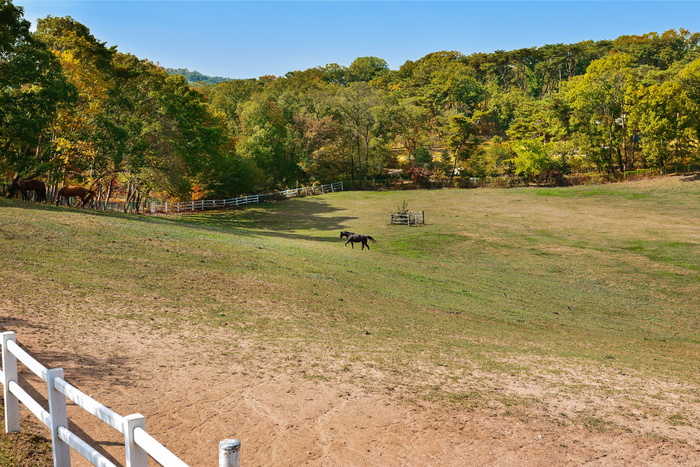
[149, 182, 343, 214]
[1, 331, 241, 467]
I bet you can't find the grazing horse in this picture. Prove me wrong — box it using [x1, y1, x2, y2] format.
[5, 177, 47, 202]
[55, 186, 96, 208]
[340, 231, 377, 250]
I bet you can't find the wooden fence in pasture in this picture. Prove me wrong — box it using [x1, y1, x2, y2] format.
[1, 331, 241, 467]
[91, 200, 146, 214]
[390, 211, 425, 226]
[149, 182, 344, 214]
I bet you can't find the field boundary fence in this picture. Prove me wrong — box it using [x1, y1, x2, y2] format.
[148, 182, 343, 214]
[0, 331, 241, 467]
[343, 164, 700, 191]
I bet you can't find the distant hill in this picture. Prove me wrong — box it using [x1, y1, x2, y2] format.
[165, 68, 230, 85]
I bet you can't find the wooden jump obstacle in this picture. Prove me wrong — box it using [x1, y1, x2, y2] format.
[390, 211, 425, 226]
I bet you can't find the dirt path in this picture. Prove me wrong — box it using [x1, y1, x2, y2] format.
[3, 305, 699, 466]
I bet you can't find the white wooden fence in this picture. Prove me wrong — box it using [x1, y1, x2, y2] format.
[1, 331, 241, 467]
[390, 211, 425, 226]
[149, 182, 343, 214]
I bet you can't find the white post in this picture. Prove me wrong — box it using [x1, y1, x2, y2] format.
[1, 331, 19, 432]
[47, 368, 71, 467]
[219, 439, 241, 467]
[124, 414, 148, 467]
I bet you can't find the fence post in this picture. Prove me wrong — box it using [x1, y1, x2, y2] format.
[219, 439, 241, 467]
[47, 367, 71, 467]
[124, 414, 148, 467]
[1, 331, 19, 433]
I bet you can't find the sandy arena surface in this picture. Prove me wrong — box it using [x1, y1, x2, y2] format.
[2, 301, 699, 467]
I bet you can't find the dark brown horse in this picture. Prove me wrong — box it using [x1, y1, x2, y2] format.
[340, 231, 377, 250]
[5, 177, 47, 202]
[55, 186, 96, 208]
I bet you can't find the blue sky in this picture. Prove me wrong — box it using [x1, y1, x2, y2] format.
[13, 1, 700, 79]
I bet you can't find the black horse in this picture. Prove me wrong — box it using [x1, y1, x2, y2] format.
[340, 231, 377, 250]
[5, 176, 47, 202]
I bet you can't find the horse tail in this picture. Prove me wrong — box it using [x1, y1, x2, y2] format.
[367, 236, 377, 243]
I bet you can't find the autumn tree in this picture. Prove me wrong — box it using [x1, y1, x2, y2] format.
[0, 2, 75, 177]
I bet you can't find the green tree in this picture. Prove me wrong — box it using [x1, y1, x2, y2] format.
[564, 53, 637, 172]
[676, 57, 700, 148]
[35, 15, 116, 186]
[347, 56, 389, 83]
[331, 82, 393, 181]
[207, 78, 264, 137]
[238, 90, 306, 188]
[0, 2, 75, 176]
[386, 97, 431, 161]
[511, 138, 552, 183]
[632, 58, 700, 167]
[446, 113, 481, 177]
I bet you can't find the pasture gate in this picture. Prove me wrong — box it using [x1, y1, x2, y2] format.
[1, 331, 241, 467]
[390, 211, 425, 226]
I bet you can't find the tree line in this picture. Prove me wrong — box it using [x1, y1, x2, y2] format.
[2, 0, 699, 203]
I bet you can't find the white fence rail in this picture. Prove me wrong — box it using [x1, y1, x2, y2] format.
[1, 331, 241, 467]
[150, 182, 343, 214]
[390, 211, 425, 226]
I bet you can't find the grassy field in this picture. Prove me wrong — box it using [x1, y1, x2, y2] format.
[0, 175, 698, 456]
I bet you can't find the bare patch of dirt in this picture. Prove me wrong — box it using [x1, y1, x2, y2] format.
[2, 304, 699, 467]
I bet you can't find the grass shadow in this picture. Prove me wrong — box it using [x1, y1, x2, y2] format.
[2, 335, 134, 466]
[153, 197, 358, 242]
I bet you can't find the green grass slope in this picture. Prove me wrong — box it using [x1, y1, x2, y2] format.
[1, 176, 698, 445]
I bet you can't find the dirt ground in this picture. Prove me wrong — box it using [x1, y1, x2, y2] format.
[2, 301, 699, 467]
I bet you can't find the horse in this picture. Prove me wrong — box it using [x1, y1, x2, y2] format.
[340, 231, 377, 250]
[5, 177, 47, 202]
[55, 186, 96, 208]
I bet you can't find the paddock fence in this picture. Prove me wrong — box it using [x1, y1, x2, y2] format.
[0, 331, 241, 467]
[148, 182, 344, 214]
[390, 211, 425, 226]
[342, 164, 700, 191]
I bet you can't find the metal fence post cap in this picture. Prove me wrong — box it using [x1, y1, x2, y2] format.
[219, 439, 241, 451]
